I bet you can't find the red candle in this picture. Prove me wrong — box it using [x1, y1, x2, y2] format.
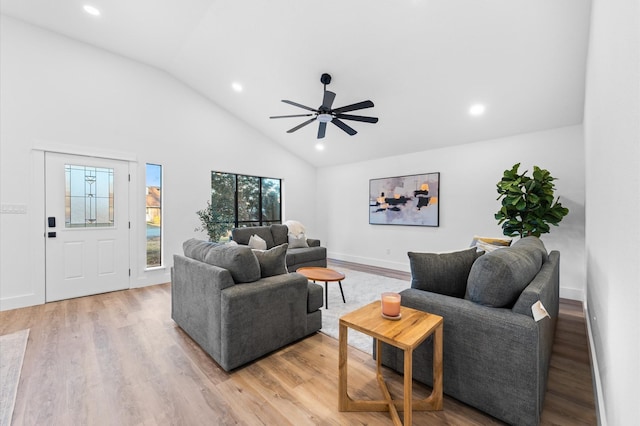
[381, 292, 401, 317]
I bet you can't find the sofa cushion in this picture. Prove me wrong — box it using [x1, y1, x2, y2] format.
[183, 238, 222, 262]
[252, 244, 289, 277]
[465, 236, 546, 308]
[286, 246, 327, 268]
[408, 247, 481, 298]
[203, 244, 261, 283]
[232, 226, 275, 248]
[288, 233, 309, 248]
[271, 224, 289, 246]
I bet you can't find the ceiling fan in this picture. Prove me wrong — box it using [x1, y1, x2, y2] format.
[269, 73, 378, 139]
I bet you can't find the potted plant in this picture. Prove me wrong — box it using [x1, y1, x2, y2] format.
[495, 163, 569, 238]
[195, 200, 233, 242]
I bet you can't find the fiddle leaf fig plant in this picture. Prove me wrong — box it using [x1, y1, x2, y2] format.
[495, 163, 569, 238]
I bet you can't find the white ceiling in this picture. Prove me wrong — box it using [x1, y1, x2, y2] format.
[0, 0, 592, 167]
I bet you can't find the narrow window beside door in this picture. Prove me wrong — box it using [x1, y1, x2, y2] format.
[146, 164, 162, 268]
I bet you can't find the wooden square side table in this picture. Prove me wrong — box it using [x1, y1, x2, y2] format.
[338, 301, 443, 425]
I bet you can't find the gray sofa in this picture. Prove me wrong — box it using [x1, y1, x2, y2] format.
[172, 239, 323, 371]
[379, 237, 559, 426]
[231, 224, 327, 271]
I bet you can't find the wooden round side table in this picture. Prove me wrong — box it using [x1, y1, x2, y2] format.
[296, 267, 346, 309]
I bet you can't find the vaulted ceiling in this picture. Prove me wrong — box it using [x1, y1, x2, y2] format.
[0, 0, 592, 167]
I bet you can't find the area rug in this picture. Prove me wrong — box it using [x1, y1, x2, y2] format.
[320, 268, 410, 354]
[0, 329, 29, 426]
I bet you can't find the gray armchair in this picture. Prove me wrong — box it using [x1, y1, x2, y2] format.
[378, 237, 559, 425]
[172, 239, 323, 371]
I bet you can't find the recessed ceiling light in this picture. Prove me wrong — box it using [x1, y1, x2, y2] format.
[231, 82, 243, 92]
[315, 143, 325, 151]
[83, 5, 101, 16]
[469, 104, 486, 116]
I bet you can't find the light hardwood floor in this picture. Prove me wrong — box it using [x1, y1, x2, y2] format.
[0, 261, 596, 425]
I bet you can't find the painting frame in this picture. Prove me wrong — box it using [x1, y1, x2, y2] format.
[369, 172, 440, 227]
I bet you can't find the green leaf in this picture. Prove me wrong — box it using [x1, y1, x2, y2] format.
[495, 163, 568, 237]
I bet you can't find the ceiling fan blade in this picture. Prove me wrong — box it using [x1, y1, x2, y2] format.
[331, 100, 374, 114]
[322, 91, 336, 109]
[287, 117, 317, 133]
[332, 118, 357, 136]
[281, 99, 317, 112]
[317, 122, 327, 139]
[270, 113, 314, 119]
[334, 113, 379, 123]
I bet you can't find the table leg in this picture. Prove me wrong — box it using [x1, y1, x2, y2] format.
[325, 282, 328, 309]
[338, 281, 346, 303]
[404, 348, 414, 426]
[376, 339, 401, 425]
[431, 323, 444, 409]
[338, 322, 349, 411]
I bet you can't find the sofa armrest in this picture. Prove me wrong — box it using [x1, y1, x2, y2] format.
[384, 288, 543, 425]
[171, 254, 236, 364]
[219, 272, 309, 370]
[306, 238, 321, 247]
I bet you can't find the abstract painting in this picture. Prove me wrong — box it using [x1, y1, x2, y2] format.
[369, 172, 440, 226]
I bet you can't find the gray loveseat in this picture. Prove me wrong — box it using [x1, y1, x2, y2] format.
[379, 237, 559, 426]
[172, 239, 323, 371]
[231, 224, 327, 271]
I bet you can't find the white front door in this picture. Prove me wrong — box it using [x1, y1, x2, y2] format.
[45, 152, 130, 302]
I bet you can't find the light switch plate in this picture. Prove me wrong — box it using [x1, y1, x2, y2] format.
[0, 204, 27, 214]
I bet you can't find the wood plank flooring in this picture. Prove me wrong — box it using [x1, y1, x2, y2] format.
[0, 261, 596, 425]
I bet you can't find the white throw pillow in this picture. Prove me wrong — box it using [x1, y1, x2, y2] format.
[284, 220, 306, 236]
[248, 234, 267, 250]
[288, 233, 309, 248]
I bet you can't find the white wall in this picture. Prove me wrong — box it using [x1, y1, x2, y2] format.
[583, 0, 640, 423]
[0, 16, 318, 310]
[317, 126, 586, 300]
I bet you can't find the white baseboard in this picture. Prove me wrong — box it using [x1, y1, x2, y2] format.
[559, 287, 585, 302]
[0, 292, 44, 311]
[584, 302, 607, 426]
[328, 251, 410, 273]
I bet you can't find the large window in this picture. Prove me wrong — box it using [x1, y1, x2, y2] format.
[146, 164, 162, 267]
[208, 171, 281, 242]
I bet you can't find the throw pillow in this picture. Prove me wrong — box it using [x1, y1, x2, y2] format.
[288, 233, 309, 248]
[252, 243, 289, 277]
[408, 247, 481, 298]
[270, 224, 289, 246]
[284, 220, 306, 236]
[203, 245, 261, 283]
[511, 236, 549, 262]
[470, 235, 513, 247]
[465, 239, 545, 308]
[470, 235, 512, 253]
[248, 234, 267, 250]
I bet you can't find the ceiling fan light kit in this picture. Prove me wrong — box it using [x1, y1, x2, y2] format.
[270, 73, 378, 139]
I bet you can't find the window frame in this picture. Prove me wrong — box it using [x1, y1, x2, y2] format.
[145, 163, 163, 269]
[211, 171, 282, 236]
